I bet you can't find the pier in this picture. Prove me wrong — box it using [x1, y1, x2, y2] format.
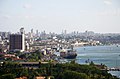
[107, 67, 120, 71]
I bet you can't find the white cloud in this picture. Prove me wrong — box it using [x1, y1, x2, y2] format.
[23, 4, 32, 9]
[104, 0, 112, 5]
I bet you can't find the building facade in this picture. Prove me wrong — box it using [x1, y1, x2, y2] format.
[9, 34, 25, 52]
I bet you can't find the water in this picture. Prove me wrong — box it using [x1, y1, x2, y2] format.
[75, 45, 120, 78]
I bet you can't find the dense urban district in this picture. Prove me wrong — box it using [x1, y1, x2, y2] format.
[0, 28, 120, 79]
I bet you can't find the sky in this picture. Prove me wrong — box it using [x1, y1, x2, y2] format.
[0, 0, 120, 33]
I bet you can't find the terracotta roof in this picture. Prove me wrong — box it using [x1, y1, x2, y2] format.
[36, 76, 45, 79]
[15, 76, 27, 79]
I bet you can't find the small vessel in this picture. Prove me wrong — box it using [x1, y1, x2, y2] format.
[60, 48, 77, 59]
[116, 45, 119, 47]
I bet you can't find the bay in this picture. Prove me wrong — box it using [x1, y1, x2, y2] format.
[75, 45, 120, 78]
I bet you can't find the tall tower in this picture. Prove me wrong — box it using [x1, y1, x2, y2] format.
[31, 29, 33, 36]
[36, 30, 39, 37]
[20, 27, 25, 34]
[20, 28, 25, 51]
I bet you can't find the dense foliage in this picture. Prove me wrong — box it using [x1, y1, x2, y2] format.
[0, 61, 119, 79]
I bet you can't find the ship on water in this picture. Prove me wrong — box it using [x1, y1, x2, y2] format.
[60, 48, 77, 59]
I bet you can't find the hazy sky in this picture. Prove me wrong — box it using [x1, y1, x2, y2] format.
[0, 0, 120, 33]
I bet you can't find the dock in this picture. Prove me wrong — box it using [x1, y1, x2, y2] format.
[107, 67, 120, 71]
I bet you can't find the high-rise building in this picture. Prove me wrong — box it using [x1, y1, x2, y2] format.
[36, 30, 39, 37]
[9, 28, 25, 52]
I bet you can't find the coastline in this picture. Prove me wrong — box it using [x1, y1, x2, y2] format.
[74, 45, 120, 78]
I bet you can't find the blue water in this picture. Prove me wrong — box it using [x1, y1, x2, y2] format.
[75, 45, 120, 78]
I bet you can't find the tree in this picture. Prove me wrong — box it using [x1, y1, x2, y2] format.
[0, 74, 15, 79]
[70, 60, 76, 64]
[62, 70, 88, 79]
[89, 61, 95, 66]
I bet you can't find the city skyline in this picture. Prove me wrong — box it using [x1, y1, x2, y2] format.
[0, 0, 120, 33]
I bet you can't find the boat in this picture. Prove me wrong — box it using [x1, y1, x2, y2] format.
[60, 49, 77, 59]
[116, 44, 119, 47]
